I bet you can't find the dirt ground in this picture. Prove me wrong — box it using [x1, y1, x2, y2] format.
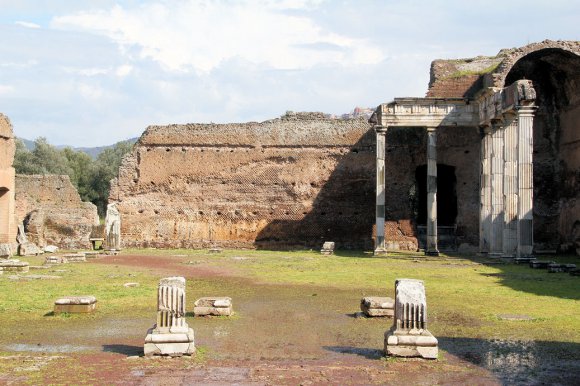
[0, 252, 578, 385]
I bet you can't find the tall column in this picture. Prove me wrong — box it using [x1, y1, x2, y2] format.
[479, 126, 492, 253]
[517, 106, 536, 257]
[375, 128, 387, 255]
[425, 127, 438, 256]
[502, 113, 518, 256]
[489, 122, 504, 256]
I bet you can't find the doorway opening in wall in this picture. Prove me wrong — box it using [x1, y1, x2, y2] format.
[414, 164, 457, 250]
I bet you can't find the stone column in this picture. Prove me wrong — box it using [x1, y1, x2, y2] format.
[502, 113, 518, 257]
[375, 128, 387, 255]
[425, 127, 438, 256]
[479, 126, 492, 253]
[489, 122, 504, 256]
[517, 106, 536, 257]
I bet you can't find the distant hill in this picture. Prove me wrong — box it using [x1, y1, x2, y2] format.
[17, 137, 139, 159]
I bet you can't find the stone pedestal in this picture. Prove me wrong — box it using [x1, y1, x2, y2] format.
[384, 279, 438, 359]
[0, 259, 29, 272]
[54, 296, 97, 313]
[360, 296, 394, 317]
[144, 277, 195, 356]
[194, 297, 233, 316]
[320, 241, 335, 255]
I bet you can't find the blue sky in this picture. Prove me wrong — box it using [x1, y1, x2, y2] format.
[0, 0, 578, 146]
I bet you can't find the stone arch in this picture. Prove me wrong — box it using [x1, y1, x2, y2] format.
[491, 40, 580, 88]
[496, 43, 580, 251]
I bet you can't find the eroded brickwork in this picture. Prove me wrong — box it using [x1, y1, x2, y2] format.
[0, 114, 17, 244]
[112, 113, 376, 249]
[15, 175, 99, 249]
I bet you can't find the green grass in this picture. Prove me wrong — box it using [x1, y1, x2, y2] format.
[1, 249, 579, 345]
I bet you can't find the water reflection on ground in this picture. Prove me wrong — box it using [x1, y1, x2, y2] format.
[440, 337, 580, 384]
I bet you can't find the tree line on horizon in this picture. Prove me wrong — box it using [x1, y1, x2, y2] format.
[14, 137, 134, 217]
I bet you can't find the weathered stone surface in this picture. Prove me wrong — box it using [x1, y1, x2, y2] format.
[194, 297, 233, 316]
[0, 114, 17, 245]
[104, 203, 121, 250]
[361, 296, 394, 317]
[548, 263, 576, 273]
[320, 241, 335, 255]
[18, 241, 42, 256]
[111, 113, 376, 250]
[62, 253, 86, 262]
[54, 295, 97, 314]
[44, 245, 58, 253]
[384, 279, 438, 359]
[15, 175, 99, 249]
[0, 259, 29, 272]
[144, 277, 195, 356]
[0, 243, 12, 257]
[45, 255, 68, 265]
[530, 260, 554, 269]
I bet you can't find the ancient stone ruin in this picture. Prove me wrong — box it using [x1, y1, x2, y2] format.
[108, 41, 578, 255]
[53, 295, 97, 314]
[384, 279, 438, 359]
[360, 296, 394, 317]
[0, 114, 17, 250]
[373, 40, 580, 256]
[193, 297, 233, 316]
[104, 203, 121, 251]
[15, 175, 99, 250]
[320, 241, 335, 255]
[111, 112, 374, 250]
[144, 277, 195, 356]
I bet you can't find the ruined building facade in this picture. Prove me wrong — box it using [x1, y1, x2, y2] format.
[113, 40, 579, 254]
[111, 113, 375, 249]
[374, 40, 580, 256]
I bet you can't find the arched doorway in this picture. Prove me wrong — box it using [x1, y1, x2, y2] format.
[504, 48, 580, 251]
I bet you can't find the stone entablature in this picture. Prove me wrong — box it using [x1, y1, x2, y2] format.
[375, 98, 478, 129]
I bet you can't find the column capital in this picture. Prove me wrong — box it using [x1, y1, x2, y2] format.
[426, 126, 437, 133]
[375, 125, 388, 133]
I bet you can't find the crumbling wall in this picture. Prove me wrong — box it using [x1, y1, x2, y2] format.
[427, 40, 580, 253]
[15, 175, 99, 249]
[0, 113, 17, 245]
[111, 113, 376, 249]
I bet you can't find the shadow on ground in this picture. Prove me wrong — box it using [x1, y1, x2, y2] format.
[323, 346, 383, 360]
[439, 337, 580, 385]
[103, 344, 143, 356]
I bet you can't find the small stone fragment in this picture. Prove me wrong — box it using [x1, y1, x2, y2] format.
[54, 295, 97, 313]
[360, 296, 394, 317]
[320, 242, 335, 255]
[194, 297, 233, 316]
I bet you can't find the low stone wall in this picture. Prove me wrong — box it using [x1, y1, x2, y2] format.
[15, 175, 99, 249]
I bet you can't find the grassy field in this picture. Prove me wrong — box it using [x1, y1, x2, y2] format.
[0, 249, 578, 384]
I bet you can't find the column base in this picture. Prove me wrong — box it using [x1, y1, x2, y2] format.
[374, 248, 388, 256]
[424, 250, 439, 256]
[384, 328, 438, 359]
[144, 326, 195, 357]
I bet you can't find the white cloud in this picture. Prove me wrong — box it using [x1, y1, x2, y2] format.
[51, 0, 384, 73]
[78, 83, 104, 99]
[63, 67, 110, 76]
[115, 64, 133, 77]
[14, 20, 41, 29]
[0, 85, 15, 95]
